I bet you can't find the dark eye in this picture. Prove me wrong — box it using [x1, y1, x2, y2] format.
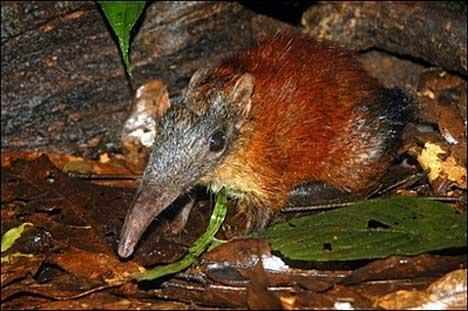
[209, 130, 226, 152]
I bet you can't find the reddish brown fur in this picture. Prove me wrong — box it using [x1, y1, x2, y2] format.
[117, 34, 408, 258]
[200, 34, 399, 212]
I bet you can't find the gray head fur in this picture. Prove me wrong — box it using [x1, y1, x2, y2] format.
[143, 93, 234, 190]
[118, 72, 255, 258]
[141, 72, 255, 192]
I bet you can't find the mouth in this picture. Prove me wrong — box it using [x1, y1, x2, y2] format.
[118, 186, 180, 258]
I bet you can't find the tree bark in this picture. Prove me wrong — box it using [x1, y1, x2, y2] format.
[1, 1, 291, 157]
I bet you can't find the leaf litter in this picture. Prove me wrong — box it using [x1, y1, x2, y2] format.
[1, 152, 466, 309]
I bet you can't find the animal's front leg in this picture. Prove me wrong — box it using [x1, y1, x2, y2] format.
[222, 198, 274, 238]
[162, 197, 195, 235]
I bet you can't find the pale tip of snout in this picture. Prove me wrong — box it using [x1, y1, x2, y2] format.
[117, 239, 135, 258]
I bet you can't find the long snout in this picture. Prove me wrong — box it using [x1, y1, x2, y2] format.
[118, 185, 180, 258]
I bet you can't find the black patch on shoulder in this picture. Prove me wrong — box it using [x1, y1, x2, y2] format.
[374, 87, 413, 154]
[377, 88, 413, 128]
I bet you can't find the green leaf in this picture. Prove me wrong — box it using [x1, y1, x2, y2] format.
[1, 222, 33, 253]
[255, 197, 467, 261]
[98, 1, 146, 76]
[133, 188, 229, 281]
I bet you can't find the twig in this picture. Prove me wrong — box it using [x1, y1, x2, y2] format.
[66, 172, 141, 180]
[52, 282, 126, 300]
[281, 202, 355, 213]
[281, 196, 464, 213]
[367, 173, 426, 198]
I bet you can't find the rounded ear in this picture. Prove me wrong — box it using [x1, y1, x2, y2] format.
[228, 73, 255, 118]
[188, 68, 212, 91]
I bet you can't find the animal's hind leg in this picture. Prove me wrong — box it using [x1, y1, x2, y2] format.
[286, 181, 368, 208]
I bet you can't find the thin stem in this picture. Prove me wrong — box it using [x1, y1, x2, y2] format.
[281, 196, 464, 213]
[66, 172, 141, 180]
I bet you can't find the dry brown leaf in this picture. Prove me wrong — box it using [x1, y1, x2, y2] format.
[375, 269, 467, 310]
[415, 142, 466, 187]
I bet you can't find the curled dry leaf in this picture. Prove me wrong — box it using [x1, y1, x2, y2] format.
[415, 142, 467, 192]
[410, 69, 467, 195]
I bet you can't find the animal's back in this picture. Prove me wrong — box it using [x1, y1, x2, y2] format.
[205, 34, 409, 210]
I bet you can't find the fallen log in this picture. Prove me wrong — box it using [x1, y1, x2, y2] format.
[302, 1, 467, 76]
